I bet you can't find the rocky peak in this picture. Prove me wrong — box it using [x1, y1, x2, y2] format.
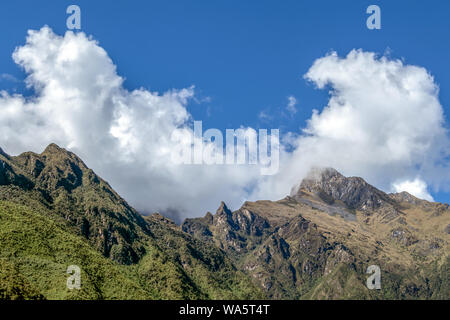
[43, 143, 68, 155]
[204, 211, 214, 224]
[292, 167, 393, 211]
[216, 201, 232, 216]
[301, 167, 343, 185]
[213, 201, 238, 229]
[9, 144, 99, 194]
[389, 191, 423, 205]
[148, 212, 177, 228]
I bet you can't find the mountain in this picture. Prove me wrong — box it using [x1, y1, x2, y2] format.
[0, 146, 448, 300]
[0, 144, 261, 299]
[183, 167, 450, 299]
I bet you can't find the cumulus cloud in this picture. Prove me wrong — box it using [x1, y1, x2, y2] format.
[1, 28, 448, 221]
[251, 50, 450, 202]
[0, 26, 263, 222]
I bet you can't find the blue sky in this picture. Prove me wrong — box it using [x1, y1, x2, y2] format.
[1, 0, 450, 211]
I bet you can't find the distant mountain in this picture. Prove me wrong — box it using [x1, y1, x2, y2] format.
[0, 145, 448, 299]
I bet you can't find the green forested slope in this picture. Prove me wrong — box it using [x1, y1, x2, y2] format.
[0, 145, 261, 300]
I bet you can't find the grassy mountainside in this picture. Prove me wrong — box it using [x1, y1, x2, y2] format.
[0, 145, 261, 300]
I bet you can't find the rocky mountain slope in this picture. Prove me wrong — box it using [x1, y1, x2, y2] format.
[183, 168, 450, 299]
[0, 145, 448, 299]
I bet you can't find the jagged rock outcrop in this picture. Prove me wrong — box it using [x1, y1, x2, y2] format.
[182, 201, 272, 255]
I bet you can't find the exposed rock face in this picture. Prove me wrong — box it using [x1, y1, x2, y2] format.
[182, 215, 213, 238]
[184, 199, 365, 298]
[183, 201, 272, 255]
[292, 167, 393, 211]
[389, 191, 423, 205]
[290, 167, 403, 223]
[183, 167, 450, 299]
[390, 227, 419, 246]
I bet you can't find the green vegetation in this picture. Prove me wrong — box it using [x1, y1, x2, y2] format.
[0, 145, 448, 300]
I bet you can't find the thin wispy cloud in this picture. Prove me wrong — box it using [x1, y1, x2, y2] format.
[286, 95, 297, 116]
[258, 109, 273, 122]
[0, 73, 18, 82]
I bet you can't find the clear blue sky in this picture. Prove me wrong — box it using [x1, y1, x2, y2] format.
[1, 0, 450, 202]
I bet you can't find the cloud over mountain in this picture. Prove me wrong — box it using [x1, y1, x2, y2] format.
[252, 50, 449, 201]
[0, 28, 449, 220]
[0, 26, 261, 221]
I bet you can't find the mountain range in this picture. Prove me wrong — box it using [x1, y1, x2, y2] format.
[0, 144, 448, 299]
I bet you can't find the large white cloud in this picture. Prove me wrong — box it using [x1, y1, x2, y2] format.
[251, 50, 450, 202]
[1, 28, 449, 222]
[0, 27, 263, 222]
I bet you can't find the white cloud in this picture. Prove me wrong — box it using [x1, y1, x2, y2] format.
[0, 27, 262, 222]
[250, 49, 450, 202]
[1, 28, 448, 221]
[392, 178, 434, 201]
[286, 95, 297, 115]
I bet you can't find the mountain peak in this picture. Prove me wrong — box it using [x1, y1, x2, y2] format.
[38, 143, 90, 173]
[1, 143, 147, 264]
[217, 201, 232, 215]
[299, 167, 344, 188]
[389, 191, 425, 205]
[42, 143, 70, 156]
[292, 167, 392, 211]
